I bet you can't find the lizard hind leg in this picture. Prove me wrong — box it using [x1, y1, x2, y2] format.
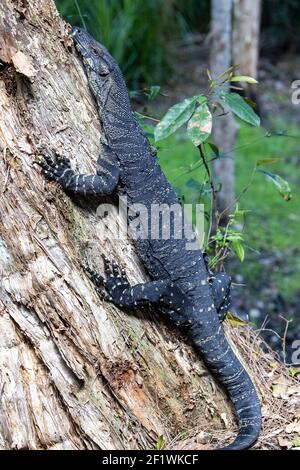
[85, 256, 176, 309]
[209, 272, 232, 322]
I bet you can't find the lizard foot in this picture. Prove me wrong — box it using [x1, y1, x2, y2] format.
[34, 152, 73, 183]
[83, 256, 131, 303]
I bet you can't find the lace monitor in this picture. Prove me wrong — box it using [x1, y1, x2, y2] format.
[35, 27, 261, 450]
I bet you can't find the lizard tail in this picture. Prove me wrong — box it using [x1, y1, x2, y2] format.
[191, 323, 261, 450]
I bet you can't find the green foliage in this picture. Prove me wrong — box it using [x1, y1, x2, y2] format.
[257, 170, 292, 201]
[154, 68, 260, 153]
[229, 76, 258, 84]
[154, 95, 205, 142]
[155, 117, 298, 284]
[210, 206, 247, 267]
[152, 69, 263, 265]
[129, 85, 161, 101]
[56, 1, 299, 85]
[56, 0, 176, 85]
[55, 0, 210, 86]
[155, 435, 166, 450]
[233, 122, 300, 299]
[187, 102, 212, 146]
[139, 75, 298, 299]
[292, 436, 300, 448]
[175, 0, 210, 35]
[218, 91, 261, 127]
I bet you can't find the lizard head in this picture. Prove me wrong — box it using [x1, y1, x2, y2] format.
[72, 26, 133, 124]
[72, 26, 114, 78]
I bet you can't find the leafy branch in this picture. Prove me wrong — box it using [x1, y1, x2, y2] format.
[134, 69, 292, 268]
[148, 68, 292, 267]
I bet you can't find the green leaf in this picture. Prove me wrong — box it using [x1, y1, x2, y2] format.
[258, 170, 292, 201]
[232, 204, 250, 219]
[218, 91, 260, 127]
[156, 435, 166, 450]
[226, 312, 248, 327]
[135, 113, 155, 139]
[289, 367, 300, 377]
[292, 436, 300, 448]
[256, 158, 280, 166]
[216, 65, 238, 80]
[229, 76, 258, 84]
[206, 142, 220, 156]
[232, 240, 245, 262]
[196, 96, 207, 105]
[146, 85, 161, 100]
[155, 95, 206, 142]
[187, 103, 212, 147]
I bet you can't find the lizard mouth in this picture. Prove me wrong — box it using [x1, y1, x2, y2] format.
[72, 27, 86, 54]
[71, 26, 94, 61]
[71, 27, 112, 76]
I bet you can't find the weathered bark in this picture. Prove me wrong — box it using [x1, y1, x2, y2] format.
[210, 0, 238, 224]
[0, 0, 234, 451]
[0, 0, 256, 450]
[233, 0, 261, 90]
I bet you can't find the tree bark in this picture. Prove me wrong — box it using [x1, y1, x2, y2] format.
[233, 0, 261, 91]
[0, 0, 237, 450]
[210, 0, 238, 225]
[0, 0, 265, 450]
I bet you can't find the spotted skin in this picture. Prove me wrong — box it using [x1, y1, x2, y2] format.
[84, 256, 186, 312]
[85, 261, 231, 323]
[36, 27, 261, 450]
[209, 273, 232, 322]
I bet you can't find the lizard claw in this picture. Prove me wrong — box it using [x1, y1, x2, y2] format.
[83, 257, 130, 303]
[34, 151, 73, 183]
[55, 153, 71, 167]
[82, 263, 104, 287]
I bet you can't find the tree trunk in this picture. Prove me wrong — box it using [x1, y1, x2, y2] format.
[210, 0, 238, 225]
[0, 0, 240, 450]
[233, 0, 261, 93]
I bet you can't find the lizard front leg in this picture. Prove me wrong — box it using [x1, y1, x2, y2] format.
[34, 143, 119, 196]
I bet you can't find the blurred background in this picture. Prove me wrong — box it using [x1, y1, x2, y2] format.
[55, 0, 300, 362]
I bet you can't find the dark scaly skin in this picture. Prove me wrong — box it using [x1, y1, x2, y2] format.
[35, 27, 261, 450]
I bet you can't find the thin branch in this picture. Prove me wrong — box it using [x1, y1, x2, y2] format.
[198, 144, 216, 244]
[279, 315, 293, 365]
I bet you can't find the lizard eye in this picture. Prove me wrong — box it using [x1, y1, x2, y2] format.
[92, 46, 100, 55]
